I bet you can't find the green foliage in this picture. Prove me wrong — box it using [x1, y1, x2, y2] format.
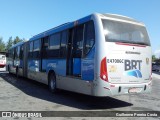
[152, 55, 156, 62]
[0, 36, 27, 52]
[13, 36, 23, 45]
[6, 36, 13, 51]
[5, 36, 25, 50]
[0, 37, 6, 52]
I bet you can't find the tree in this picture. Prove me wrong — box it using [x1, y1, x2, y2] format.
[13, 36, 23, 45]
[152, 55, 156, 62]
[6, 36, 13, 51]
[0, 37, 6, 52]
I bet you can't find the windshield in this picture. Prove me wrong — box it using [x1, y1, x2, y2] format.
[102, 19, 150, 46]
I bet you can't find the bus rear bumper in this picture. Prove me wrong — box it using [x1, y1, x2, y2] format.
[95, 81, 152, 96]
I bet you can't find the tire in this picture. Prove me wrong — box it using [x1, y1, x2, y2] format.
[48, 72, 57, 93]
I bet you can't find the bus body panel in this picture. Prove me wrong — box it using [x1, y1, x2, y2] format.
[57, 76, 93, 95]
[44, 59, 66, 76]
[81, 47, 95, 81]
[7, 42, 25, 75]
[93, 80, 151, 96]
[92, 14, 152, 96]
[105, 43, 151, 84]
[9, 59, 20, 74]
[6, 13, 152, 97]
[18, 59, 24, 76]
[28, 59, 40, 80]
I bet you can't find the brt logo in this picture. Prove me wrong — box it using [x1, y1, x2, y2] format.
[124, 60, 142, 78]
[124, 60, 142, 71]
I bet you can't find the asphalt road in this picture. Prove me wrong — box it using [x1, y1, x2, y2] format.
[0, 72, 159, 120]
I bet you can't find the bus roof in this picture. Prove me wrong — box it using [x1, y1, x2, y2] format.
[102, 14, 143, 24]
[10, 41, 25, 49]
[30, 14, 92, 41]
[29, 13, 145, 41]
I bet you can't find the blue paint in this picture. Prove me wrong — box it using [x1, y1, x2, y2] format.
[135, 69, 142, 78]
[81, 47, 95, 81]
[28, 59, 66, 76]
[28, 60, 40, 72]
[19, 60, 23, 68]
[124, 69, 142, 78]
[45, 59, 66, 76]
[73, 58, 81, 75]
[81, 59, 94, 81]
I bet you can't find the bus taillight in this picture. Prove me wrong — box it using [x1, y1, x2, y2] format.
[100, 57, 108, 82]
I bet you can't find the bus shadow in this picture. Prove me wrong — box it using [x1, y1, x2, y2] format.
[0, 73, 133, 110]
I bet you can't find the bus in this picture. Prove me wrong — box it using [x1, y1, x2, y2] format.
[0, 52, 6, 71]
[7, 13, 152, 96]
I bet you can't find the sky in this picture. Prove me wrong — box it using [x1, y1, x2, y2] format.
[0, 0, 159, 56]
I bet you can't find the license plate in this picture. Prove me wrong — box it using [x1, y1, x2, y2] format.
[128, 88, 140, 93]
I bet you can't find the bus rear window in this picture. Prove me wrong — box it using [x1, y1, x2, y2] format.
[102, 19, 150, 46]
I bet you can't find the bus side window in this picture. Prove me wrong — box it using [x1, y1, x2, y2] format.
[8, 50, 11, 58]
[49, 33, 61, 58]
[11, 49, 14, 59]
[84, 21, 95, 56]
[14, 48, 16, 59]
[20, 45, 23, 60]
[33, 39, 40, 59]
[15, 46, 20, 59]
[42, 36, 49, 59]
[28, 41, 33, 59]
[73, 24, 84, 58]
[60, 31, 67, 58]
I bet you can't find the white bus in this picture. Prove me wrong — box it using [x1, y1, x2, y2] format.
[7, 13, 152, 96]
[0, 52, 6, 71]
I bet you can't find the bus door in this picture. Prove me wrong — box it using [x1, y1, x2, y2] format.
[40, 36, 49, 72]
[67, 25, 84, 77]
[66, 28, 74, 76]
[13, 47, 17, 68]
[23, 42, 28, 77]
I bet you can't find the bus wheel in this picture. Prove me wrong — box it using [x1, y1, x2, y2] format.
[49, 72, 57, 93]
